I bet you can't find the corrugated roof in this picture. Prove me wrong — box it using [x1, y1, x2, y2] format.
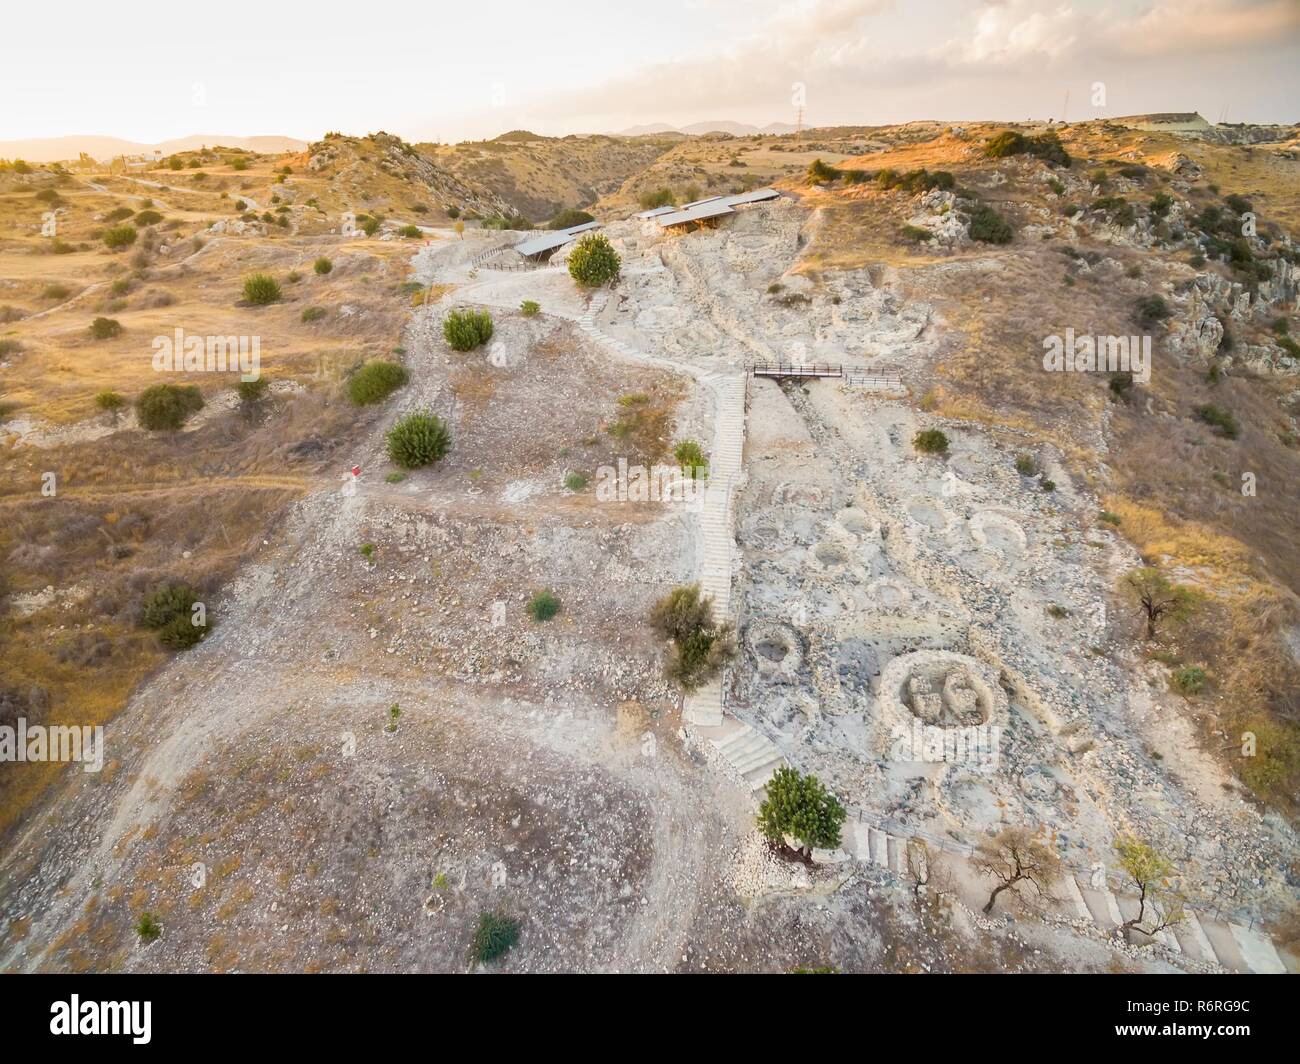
[681, 194, 727, 210]
[722, 187, 780, 206]
[657, 201, 735, 228]
[634, 205, 677, 219]
[512, 220, 602, 258]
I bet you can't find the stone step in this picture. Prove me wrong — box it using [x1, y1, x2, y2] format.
[1228, 922, 1287, 974]
[1172, 909, 1217, 964]
[1062, 875, 1093, 922]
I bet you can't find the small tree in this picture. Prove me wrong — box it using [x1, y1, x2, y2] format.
[756, 767, 847, 864]
[649, 584, 735, 690]
[443, 308, 493, 351]
[313, 256, 333, 275]
[974, 826, 1060, 914]
[1124, 567, 1198, 640]
[386, 411, 451, 469]
[236, 376, 270, 411]
[453, 220, 465, 240]
[968, 205, 1012, 244]
[568, 232, 620, 288]
[95, 390, 125, 423]
[1114, 836, 1185, 943]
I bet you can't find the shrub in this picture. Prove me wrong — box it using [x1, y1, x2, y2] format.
[901, 225, 932, 243]
[300, 306, 326, 323]
[362, 218, 380, 236]
[527, 590, 561, 622]
[102, 225, 138, 249]
[445, 205, 460, 219]
[94, 390, 125, 414]
[548, 208, 595, 230]
[1170, 665, 1207, 696]
[806, 158, 841, 185]
[1194, 403, 1239, 439]
[140, 583, 204, 643]
[136, 912, 162, 943]
[443, 308, 494, 350]
[564, 472, 587, 491]
[471, 912, 519, 964]
[674, 439, 707, 477]
[42, 283, 71, 300]
[1099, 510, 1122, 525]
[568, 233, 621, 288]
[134, 209, 163, 227]
[236, 377, 270, 404]
[968, 205, 1012, 244]
[386, 411, 451, 468]
[520, 299, 540, 317]
[313, 256, 333, 275]
[398, 224, 421, 238]
[1014, 454, 1037, 476]
[89, 316, 122, 340]
[1134, 295, 1170, 327]
[984, 130, 1070, 167]
[242, 273, 281, 305]
[136, 383, 203, 430]
[348, 361, 409, 405]
[105, 207, 134, 223]
[913, 428, 949, 455]
[1108, 370, 1134, 400]
[650, 584, 735, 690]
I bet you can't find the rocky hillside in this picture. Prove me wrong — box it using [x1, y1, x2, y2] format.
[424, 130, 675, 223]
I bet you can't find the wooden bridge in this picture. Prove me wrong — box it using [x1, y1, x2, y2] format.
[749, 362, 903, 389]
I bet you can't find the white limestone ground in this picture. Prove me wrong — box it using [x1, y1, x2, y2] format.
[575, 199, 1294, 972]
[409, 212, 1294, 972]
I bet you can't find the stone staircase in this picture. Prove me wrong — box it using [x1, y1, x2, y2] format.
[700, 717, 785, 793]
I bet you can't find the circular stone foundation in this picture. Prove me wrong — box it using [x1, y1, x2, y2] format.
[874, 650, 1009, 762]
[905, 497, 952, 533]
[867, 578, 912, 610]
[968, 510, 1028, 554]
[745, 620, 805, 682]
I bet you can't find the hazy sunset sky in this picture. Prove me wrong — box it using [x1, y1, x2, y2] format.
[3, 0, 1298, 144]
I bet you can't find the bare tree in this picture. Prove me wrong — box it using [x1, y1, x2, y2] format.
[974, 827, 1061, 915]
[1124, 567, 1198, 640]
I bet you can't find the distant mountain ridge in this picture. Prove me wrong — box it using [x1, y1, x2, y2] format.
[617, 120, 800, 137]
[0, 134, 308, 163]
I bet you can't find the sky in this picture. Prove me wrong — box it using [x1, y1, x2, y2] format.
[2, 0, 1298, 145]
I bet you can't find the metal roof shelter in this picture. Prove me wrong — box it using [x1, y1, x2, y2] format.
[721, 187, 780, 207]
[513, 220, 602, 259]
[681, 194, 728, 210]
[634, 205, 677, 220]
[656, 201, 736, 229]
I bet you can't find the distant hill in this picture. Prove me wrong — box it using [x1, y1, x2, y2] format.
[618, 121, 800, 137]
[0, 134, 308, 163]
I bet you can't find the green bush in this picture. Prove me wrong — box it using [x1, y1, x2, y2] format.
[313, 256, 333, 275]
[134, 209, 163, 227]
[984, 130, 1070, 167]
[398, 224, 421, 238]
[136, 383, 204, 431]
[236, 377, 270, 404]
[136, 912, 162, 942]
[42, 283, 71, 300]
[1170, 665, 1207, 696]
[901, 225, 932, 243]
[650, 584, 735, 691]
[520, 299, 540, 317]
[564, 472, 587, 491]
[102, 225, 138, 249]
[95, 390, 125, 413]
[1194, 403, 1239, 439]
[471, 911, 519, 964]
[674, 439, 707, 477]
[527, 590, 561, 622]
[348, 361, 409, 405]
[547, 208, 595, 230]
[1109, 371, 1135, 400]
[140, 583, 205, 644]
[105, 207, 133, 223]
[756, 767, 847, 860]
[968, 205, 1012, 244]
[806, 158, 841, 185]
[913, 428, 949, 455]
[242, 272, 282, 305]
[89, 316, 122, 340]
[300, 306, 326, 323]
[1014, 454, 1037, 476]
[568, 232, 620, 288]
[443, 308, 494, 350]
[362, 218, 380, 236]
[1134, 295, 1170, 327]
[386, 411, 451, 468]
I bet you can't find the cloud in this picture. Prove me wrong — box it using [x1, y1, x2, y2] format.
[503, 0, 1298, 131]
